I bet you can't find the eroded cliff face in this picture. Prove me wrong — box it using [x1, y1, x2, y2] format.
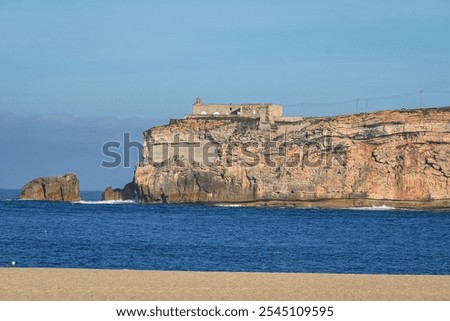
[134, 108, 450, 208]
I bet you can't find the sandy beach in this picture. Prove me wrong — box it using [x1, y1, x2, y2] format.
[0, 268, 449, 301]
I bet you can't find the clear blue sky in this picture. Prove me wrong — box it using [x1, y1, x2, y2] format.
[1, 0, 450, 191]
[2, 0, 450, 117]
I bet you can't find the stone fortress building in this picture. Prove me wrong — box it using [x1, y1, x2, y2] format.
[187, 97, 285, 125]
[144, 97, 303, 165]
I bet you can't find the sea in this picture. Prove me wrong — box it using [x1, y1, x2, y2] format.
[1, 188, 449, 275]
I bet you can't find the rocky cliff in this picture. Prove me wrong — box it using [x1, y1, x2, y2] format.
[20, 173, 81, 202]
[134, 107, 450, 208]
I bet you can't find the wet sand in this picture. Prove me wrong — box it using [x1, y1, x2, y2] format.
[0, 268, 449, 301]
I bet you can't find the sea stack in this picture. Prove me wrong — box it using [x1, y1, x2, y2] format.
[20, 173, 81, 202]
[133, 99, 450, 208]
[102, 182, 136, 201]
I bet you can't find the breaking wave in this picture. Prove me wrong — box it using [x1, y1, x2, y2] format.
[73, 200, 136, 205]
[214, 203, 243, 207]
[349, 205, 396, 211]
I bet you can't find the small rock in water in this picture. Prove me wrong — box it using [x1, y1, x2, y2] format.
[20, 173, 80, 202]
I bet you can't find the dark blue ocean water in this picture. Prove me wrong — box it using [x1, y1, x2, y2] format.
[1, 189, 449, 275]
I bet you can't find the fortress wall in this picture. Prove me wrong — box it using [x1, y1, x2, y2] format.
[275, 116, 304, 123]
[238, 104, 283, 123]
[192, 104, 239, 115]
[192, 103, 283, 123]
[268, 105, 283, 119]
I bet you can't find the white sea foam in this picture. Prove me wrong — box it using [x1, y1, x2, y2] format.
[73, 200, 136, 205]
[214, 203, 242, 207]
[348, 205, 396, 211]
